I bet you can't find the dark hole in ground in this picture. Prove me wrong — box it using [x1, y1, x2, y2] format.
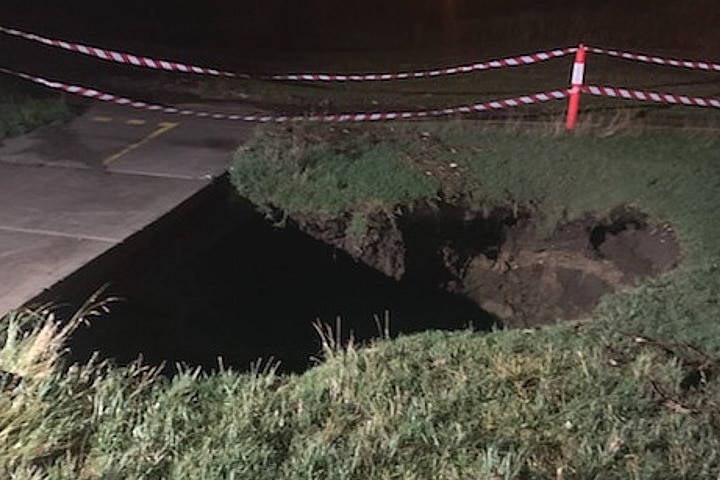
[371, 201, 678, 329]
[450, 205, 679, 327]
[399, 201, 525, 287]
[589, 207, 648, 251]
[32, 176, 498, 375]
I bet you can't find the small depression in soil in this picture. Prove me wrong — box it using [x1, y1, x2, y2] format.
[398, 202, 680, 328]
[40, 178, 681, 374]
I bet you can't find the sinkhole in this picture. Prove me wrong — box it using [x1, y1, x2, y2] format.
[36, 176, 498, 374]
[35, 177, 681, 375]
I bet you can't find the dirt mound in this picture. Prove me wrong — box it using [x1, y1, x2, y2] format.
[292, 204, 681, 328]
[454, 208, 680, 327]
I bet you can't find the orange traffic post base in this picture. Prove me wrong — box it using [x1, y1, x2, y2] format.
[565, 44, 586, 131]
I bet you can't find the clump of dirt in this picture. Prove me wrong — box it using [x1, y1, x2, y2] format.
[293, 209, 406, 279]
[292, 203, 681, 329]
[457, 207, 679, 327]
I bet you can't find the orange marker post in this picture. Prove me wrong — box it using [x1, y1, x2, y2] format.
[565, 44, 586, 131]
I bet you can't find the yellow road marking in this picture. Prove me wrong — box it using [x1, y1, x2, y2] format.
[91, 116, 149, 126]
[103, 122, 180, 166]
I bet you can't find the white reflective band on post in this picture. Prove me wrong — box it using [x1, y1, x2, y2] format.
[571, 63, 585, 85]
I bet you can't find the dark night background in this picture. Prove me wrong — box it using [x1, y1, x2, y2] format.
[1, 1, 718, 61]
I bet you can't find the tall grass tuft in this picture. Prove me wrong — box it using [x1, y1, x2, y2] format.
[0, 93, 73, 141]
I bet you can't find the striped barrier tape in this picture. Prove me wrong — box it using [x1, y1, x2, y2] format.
[582, 85, 720, 109]
[3, 24, 719, 84]
[271, 49, 574, 81]
[0, 24, 573, 81]
[0, 25, 239, 78]
[588, 46, 720, 72]
[0, 67, 569, 122]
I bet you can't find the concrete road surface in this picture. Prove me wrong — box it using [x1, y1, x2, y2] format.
[0, 102, 256, 316]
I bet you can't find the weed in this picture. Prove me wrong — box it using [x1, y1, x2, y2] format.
[0, 80, 74, 141]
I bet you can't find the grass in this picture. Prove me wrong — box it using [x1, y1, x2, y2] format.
[3, 303, 720, 478]
[3, 117, 718, 477]
[0, 77, 74, 141]
[231, 119, 720, 260]
[231, 124, 440, 218]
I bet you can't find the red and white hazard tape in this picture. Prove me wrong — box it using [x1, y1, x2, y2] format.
[588, 46, 720, 72]
[271, 49, 574, 81]
[0, 25, 238, 77]
[0, 24, 573, 81]
[0, 67, 569, 122]
[583, 85, 720, 109]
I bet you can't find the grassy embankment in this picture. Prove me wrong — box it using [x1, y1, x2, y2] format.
[231, 117, 720, 341]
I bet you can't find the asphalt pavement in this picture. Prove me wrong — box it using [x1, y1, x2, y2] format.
[0, 102, 256, 316]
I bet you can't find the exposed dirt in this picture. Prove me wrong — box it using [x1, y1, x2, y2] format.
[292, 203, 681, 329]
[294, 209, 406, 280]
[456, 209, 680, 327]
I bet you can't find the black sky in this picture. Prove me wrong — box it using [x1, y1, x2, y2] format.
[0, 1, 717, 55]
